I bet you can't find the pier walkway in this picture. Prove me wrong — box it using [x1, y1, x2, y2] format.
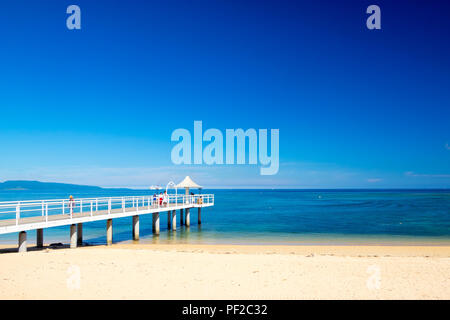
[0, 194, 214, 252]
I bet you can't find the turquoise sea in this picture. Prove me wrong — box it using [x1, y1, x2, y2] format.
[0, 189, 449, 246]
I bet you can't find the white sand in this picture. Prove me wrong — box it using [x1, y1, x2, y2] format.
[0, 244, 449, 299]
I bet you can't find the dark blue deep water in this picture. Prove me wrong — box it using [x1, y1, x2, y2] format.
[1, 189, 449, 245]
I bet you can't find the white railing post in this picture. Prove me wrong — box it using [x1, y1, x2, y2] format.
[80, 199, 83, 214]
[108, 198, 111, 214]
[122, 198, 125, 213]
[16, 203, 20, 226]
[62, 200, 65, 215]
[45, 203, 48, 222]
[42, 201, 45, 216]
[90, 200, 93, 216]
[96, 199, 98, 212]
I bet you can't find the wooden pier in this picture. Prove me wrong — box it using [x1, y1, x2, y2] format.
[0, 194, 214, 252]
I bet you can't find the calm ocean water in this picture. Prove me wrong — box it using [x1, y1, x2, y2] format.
[0, 189, 449, 245]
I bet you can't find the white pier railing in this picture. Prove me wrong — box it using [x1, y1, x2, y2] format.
[0, 194, 214, 229]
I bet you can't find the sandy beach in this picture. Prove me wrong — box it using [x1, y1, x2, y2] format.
[0, 243, 449, 299]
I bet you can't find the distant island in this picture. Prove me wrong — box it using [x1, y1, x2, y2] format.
[0, 180, 135, 192]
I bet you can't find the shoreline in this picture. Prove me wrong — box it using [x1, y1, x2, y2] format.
[1, 242, 450, 256]
[114, 243, 450, 256]
[2, 232, 450, 248]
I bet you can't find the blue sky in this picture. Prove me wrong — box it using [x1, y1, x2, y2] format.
[0, 0, 449, 188]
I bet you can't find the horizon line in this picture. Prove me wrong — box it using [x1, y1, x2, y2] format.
[1, 180, 448, 191]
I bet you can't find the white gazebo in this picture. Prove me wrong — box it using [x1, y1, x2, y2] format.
[175, 176, 202, 196]
[175, 176, 203, 225]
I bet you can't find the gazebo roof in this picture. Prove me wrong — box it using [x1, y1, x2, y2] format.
[175, 176, 202, 189]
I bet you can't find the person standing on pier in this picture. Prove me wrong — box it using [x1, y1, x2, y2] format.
[68, 195, 76, 215]
[163, 191, 168, 206]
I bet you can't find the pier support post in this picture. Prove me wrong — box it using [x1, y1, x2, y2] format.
[18, 231, 27, 253]
[198, 207, 201, 225]
[70, 224, 77, 249]
[77, 223, 83, 246]
[180, 209, 184, 225]
[132, 215, 139, 241]
[152, 212, 160, 235]
[185, 208, 190, 227]
[106, 219, 113, 245]
[167, 211, 171, 229]
[36, 228, 43, 248]
[172, 210, 176, 231]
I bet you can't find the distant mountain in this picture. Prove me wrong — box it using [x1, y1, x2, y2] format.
[0, 180, 131, 192]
